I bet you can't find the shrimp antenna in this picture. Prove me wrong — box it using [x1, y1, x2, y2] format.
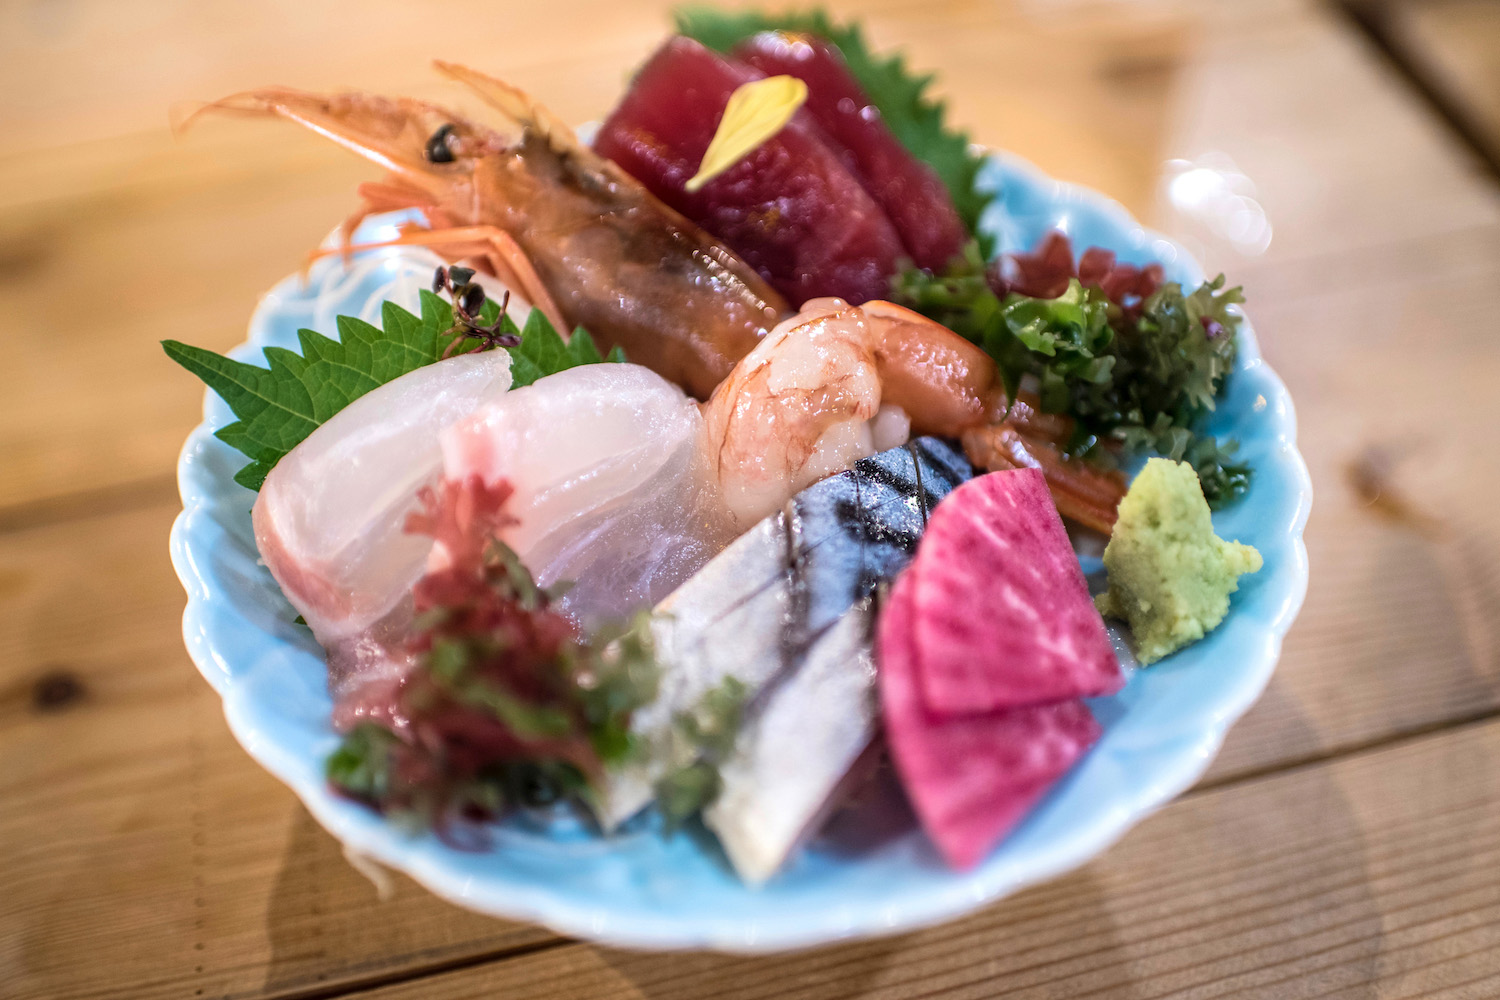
[168, 100, 213, 137]
[168, 93, 290, 138]
[432, 61, 592, 161]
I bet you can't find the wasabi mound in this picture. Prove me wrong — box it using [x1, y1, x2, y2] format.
[1097, 458, 1262, 665]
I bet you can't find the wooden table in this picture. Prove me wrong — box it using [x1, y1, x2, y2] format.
[4, 0, 1499, 996]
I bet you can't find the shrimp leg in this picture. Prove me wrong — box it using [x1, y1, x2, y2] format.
[308, 225, 568, 335]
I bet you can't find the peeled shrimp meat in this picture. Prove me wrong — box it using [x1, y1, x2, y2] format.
[700, 297, 1004, 528]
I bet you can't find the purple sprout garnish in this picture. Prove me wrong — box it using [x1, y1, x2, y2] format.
[434, 265, 522, 356]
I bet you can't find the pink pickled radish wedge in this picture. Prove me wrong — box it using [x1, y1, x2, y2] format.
[878, 572, 1102, 869]
[909, 468, 1122, 715]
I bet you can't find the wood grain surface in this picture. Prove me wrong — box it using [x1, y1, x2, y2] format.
[2, 0, 1497, 997]
[1342, 0, 1500, 170]
[304, 717, 1500, 1000]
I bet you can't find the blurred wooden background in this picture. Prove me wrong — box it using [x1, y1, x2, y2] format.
[3, 0, 1499, 997]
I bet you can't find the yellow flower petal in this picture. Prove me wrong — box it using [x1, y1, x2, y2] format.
[685, 75, 809, 193]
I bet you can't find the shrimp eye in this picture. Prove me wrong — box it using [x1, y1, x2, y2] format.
[425, 124, 457, 163]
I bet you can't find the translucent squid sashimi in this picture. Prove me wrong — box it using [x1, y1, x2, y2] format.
[440, 362, 734, 628]
[253, 350, 514, 695]
[594, 36, 905, 307]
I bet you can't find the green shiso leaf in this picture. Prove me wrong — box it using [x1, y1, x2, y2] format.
[165, 292, 621, 490]
[507, 311, 618, 389]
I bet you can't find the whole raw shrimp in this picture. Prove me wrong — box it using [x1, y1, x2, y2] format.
[193, 64, 787, 399]
[703, 298, 1125, 533]
[197, 66, 1122, 529]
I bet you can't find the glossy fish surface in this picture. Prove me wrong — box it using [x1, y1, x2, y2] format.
[599, 437, 975, 880]
[594, 37, 905, 306]
[705, 602, 878, 884]
[733, 31, 968, 271]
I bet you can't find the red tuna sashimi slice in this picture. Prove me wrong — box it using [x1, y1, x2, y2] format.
[594, 36, 904, 307]
[911, 468, 1122, 715]
[734, 31, 968, 272]
[878, 573, 1102, 869]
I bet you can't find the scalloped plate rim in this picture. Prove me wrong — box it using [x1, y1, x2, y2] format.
[169, 149, 1312, 952]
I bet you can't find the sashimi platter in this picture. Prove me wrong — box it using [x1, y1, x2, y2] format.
[168, 9, 1310, 950]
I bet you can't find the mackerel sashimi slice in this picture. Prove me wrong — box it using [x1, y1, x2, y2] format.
[595, 437, 974, 837]
[593, 36, 904, 306]
[910, 468, 1122, 715]
[878, 573, 1102, 870]
[733, 31, 968, 272]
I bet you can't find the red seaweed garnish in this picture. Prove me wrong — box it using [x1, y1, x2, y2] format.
[990, 232, 1164, 315]
[326, 476, 657, 841]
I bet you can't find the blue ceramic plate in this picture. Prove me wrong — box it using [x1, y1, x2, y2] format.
[170, 153, 1311, 952]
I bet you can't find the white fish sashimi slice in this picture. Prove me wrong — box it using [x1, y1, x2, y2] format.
[253, 350, 514, 692]
[594, 515, 793, 830]
[440, 363, 732, 628]
[705, 603, 878, 885]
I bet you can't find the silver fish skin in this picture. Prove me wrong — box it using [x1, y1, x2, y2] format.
[705, 602, 878, 884]
[594, 438, 976, 858]
[594, 514, 794, 830]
